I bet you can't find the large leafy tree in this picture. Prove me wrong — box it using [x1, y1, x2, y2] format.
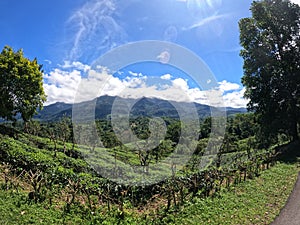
[239, 0, 300, 141]
[0, 46, 46, 122]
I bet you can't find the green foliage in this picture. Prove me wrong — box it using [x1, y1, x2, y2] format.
[161, 161, 298, 225]
[239, 0, 300, 141]
[0, 113, 297, 224]
[0, 134, 90, 183]
[0, 158, 297, 224]
[0, 46, 46, 122]
[97, 123, 122, 148]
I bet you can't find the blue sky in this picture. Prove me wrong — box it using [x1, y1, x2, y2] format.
[0, 0, 250, 74]
[1, 0, 298, 107]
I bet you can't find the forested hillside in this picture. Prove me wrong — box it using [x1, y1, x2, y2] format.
[34, 95, 246, 122]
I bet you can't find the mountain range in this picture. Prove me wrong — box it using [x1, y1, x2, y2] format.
[34, 95, 247, 122]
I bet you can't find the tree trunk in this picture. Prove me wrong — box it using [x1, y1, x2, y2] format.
[291, 121, 299, 142]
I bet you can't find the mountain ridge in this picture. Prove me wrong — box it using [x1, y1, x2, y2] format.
[35, 95, 247, 121]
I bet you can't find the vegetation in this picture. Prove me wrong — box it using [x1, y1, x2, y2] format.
[0, 1, 299, 224]
[0, 154, 298, 225]
[0, 46, 46, 122]
[239, 0, 300, 142]
[0, 112, 298, 224]
[160, 159, 299, 225]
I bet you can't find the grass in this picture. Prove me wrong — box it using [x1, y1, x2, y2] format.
[0, 126, 299, 225]
[161, 162, 298, 225]
[1, 155, 297, 224]
[0, 191, 65, 224]
[153, 143, 300, 225]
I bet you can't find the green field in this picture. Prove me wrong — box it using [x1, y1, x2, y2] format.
[0, 118, 299, 224]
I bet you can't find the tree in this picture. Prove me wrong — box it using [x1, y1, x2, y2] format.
[239, 0, 300, 141]
[57, 115, 72, 153]
[0, 46, 46, 122]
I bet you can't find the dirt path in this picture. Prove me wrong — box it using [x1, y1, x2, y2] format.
[271, 172, 300, 225]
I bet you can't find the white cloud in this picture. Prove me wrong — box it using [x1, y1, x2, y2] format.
[124, 76, 147, 88]
[43, 69, 82, 105]
[44, 59, 52, 65]
[61, 61, 91, 72]
[172, 78, 189, 91]
[218, 80, 240, 93]
[75, 68, 124, 103]
[157, 51, 170, 64]
[160, 74, 172, 80]
[184, 13, 229, 30]
[290, 0, 300, 5]
[128, 71, 143, 77]
[66, 0, 126, 61]
[223, 88, 248, 108]
[43, 64, 248, 108]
